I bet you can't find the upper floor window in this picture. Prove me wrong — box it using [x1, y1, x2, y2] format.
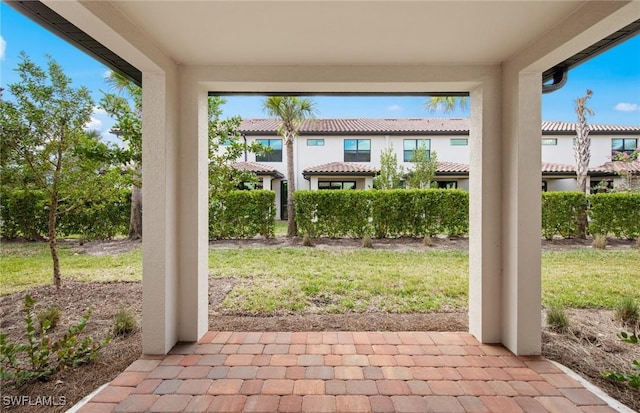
[403, 139, 430, 162]
[255, 138, 282, 162]
[307, 139, 325, 146]
[612, 138, 638, 157]
[344, 139, 371, 162]
[450, 138, 468, 146]
[541, 138, 557, 146]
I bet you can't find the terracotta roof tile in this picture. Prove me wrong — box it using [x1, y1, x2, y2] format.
[232, 162, 284, 177]
[590, 160, 640, 174]
[303, 162, 379, 175]
[240, 118, 640, 135]
[541, 163, 575, 173]
[436, 162, 469, 173]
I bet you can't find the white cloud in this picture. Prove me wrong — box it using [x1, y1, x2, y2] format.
[0, 36, 6, 61]
[93, 106, 107, 115]
[85, 117, 103, 131]
[386, 104, 403, 112]
[614, 102, 640, 112]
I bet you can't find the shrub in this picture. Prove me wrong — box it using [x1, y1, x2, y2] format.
[112, 309, 137, 337]
[37, 306, 62, 331]
[589, 193, 640, 239]
[546, 305, 569, 333]
[295, 189, 468, 239]
[591, 234, 607, 249]
[616, 298, 639, 328]
[0, 295, 109, 386]
[541, 192, 586, 240]
[209, 190, 276, 239]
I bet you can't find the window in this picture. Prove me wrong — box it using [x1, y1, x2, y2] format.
[307, 139, 325, 146]
[319, 181, 356, 190]
[436, 181, 458, 189]
[450, 138, 468, 146]
[255, 139, 283, 162]
[541, 138, 557, 146]
[344, 139, 371, 162]
[403, 139, 430, 162]
[612, 138, 638, 156]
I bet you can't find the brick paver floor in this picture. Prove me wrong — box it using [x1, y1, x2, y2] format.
[77, 332, 620, 412]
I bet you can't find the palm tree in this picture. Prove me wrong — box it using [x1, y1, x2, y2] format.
[263, 96, 317, 237]
[574, 89, 594, 238]
[104, 71, 143, 239]
[574, 89, 594, 194]
[424, 96, 468, 113]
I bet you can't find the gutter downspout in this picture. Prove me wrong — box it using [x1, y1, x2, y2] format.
[542, 66, 569, 94]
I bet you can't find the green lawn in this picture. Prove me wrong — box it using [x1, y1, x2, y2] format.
[2, 242, 638, 314]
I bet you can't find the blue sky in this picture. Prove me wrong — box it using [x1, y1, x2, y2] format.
[1, 2, 639, 141]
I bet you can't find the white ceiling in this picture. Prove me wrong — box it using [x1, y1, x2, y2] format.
[112, 1, 586, 66]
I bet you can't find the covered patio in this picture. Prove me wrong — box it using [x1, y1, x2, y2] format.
[9, 0, 640, 411]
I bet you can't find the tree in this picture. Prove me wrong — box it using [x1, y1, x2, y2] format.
[574, 89, 594, 194]
[374, 146, 404, 189]
[425, 96, 468, 113]
[574, 89, 594, 238]
[99, 71, 142, 239]
[407, 144, 438, 189]
[0, 53, 123, 288]
[208, 96, 266, 194]
[263, 96, 317, 237]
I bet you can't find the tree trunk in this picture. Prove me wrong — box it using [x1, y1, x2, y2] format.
[128, 166, 142, 239]
[285, 134, 297, 237]
[48, 195, 61, 289]
[575, 95, 591, 238]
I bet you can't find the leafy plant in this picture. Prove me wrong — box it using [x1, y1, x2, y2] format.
[602, 331, 639, 388]
[546, 305, 569, 333]
[616, 298, 639, 328]
[36, 305, 61, 331]
[0, 295, 109, 386]
[112, 309, 137, 337]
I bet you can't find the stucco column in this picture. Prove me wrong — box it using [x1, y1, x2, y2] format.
[177, 71, 209, 342]
[501, 70, 542, 355]
[262, 176, 272, 190]
[468, 70, 502, 344]
[141, 71, 179, 354]
[310, 176, 319, 190]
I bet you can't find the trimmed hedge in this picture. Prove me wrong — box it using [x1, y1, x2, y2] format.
[541, 192, 586, 240]
[589, 193, 640, 239]
[295, 189, 469, 238]
[209, 190, 275, 239]
[0, 188, 129, 240]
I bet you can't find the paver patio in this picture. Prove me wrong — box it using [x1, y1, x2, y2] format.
[77, 332, 620, 413]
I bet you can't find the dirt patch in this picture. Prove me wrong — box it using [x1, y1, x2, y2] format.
[1, 238, 639, 412]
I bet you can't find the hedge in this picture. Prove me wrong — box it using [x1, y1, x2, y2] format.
[0, 188, 130, 240]
[295, 189, 469, 238]
[588, 193, 640, 239]
[541, 192, 586, 240]
[209, 190, 275, 239]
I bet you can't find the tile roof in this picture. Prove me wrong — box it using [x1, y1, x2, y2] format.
[435, 162, 469, 173]
[240, 118, 640, 135]
[232, 162, 284, 177]
[303, 162, 379, 175]
[541, 121, 640, 133]
[541, 163, 576, 173]
[241, 118, 469, 134]
[590, 160, 640, 174]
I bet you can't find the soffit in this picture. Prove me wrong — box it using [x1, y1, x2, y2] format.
[111, 1, 585, 66]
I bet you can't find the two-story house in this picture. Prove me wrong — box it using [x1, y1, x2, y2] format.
[235, 118, 639, 219]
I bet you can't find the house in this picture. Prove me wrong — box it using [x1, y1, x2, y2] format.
[236, 118, 640, 218]
[14, 0, 638, 356]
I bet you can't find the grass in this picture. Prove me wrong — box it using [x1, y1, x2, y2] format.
[2, 241, 639, 315]
[545, 305, 569, 333]
[0, 241, 142, 294]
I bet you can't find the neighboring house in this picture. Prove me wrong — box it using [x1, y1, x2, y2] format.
[234, 118, 639, 219]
